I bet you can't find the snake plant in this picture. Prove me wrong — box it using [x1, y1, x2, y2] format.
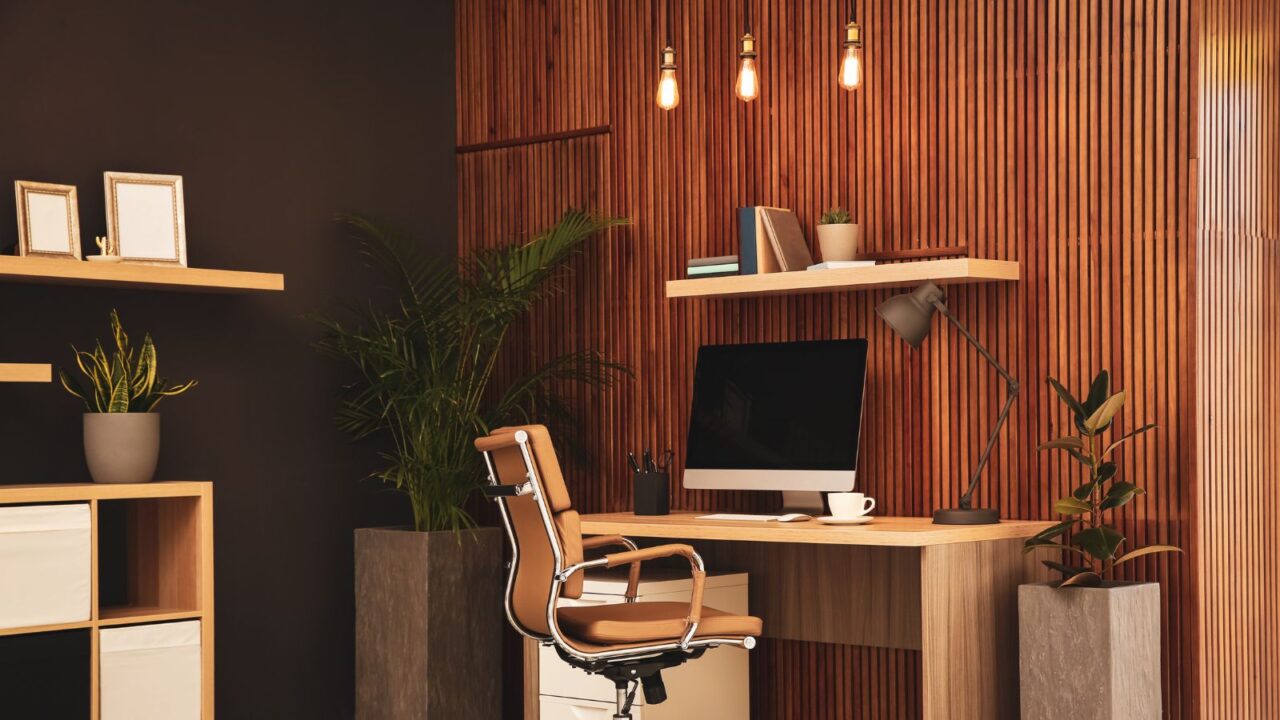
[59, 309, 197, 413]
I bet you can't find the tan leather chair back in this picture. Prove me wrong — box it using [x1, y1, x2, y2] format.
[475, 425, 585, 638]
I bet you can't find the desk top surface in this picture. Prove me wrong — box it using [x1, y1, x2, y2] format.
[580, 512, 1057, 547]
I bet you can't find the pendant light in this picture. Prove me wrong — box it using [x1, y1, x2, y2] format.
[734, 0, 759, 102]
[655, 1, 680, 110]
[838, 0, 864, 91]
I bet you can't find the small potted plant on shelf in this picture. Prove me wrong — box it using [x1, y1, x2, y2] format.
[1019, 370, 1180, 719]
[59, 310, 197, 484]
[816, 206, 859, 262]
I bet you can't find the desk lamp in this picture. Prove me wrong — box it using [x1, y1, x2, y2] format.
[876, 282, 1018, 525]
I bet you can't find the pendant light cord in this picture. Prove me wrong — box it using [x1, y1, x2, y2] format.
[850, 0, 857, 23]
[744, 0, 750, 34]
[667, 0, 674, 45]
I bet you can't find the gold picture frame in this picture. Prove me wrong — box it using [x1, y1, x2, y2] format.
[14, 181, 81, 260]
[103, 171, 187, 266]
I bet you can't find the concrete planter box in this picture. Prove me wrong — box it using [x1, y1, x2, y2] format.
[1018, 581, 1161, 720]
[355, 526, 503, 720]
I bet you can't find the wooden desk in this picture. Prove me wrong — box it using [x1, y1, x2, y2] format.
[578, 512, 1055, 719]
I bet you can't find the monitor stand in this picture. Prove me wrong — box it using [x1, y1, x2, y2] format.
[781, 490, 825, 516]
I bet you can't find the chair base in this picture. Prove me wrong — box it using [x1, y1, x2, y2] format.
[554, 646, 706, 718]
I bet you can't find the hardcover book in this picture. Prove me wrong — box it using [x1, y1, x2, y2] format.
[760, 208, 814, 272]
[737, 207, 784, 275]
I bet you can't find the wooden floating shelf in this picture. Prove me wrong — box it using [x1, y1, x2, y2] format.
[0, 362, 52, 383]
[666, 258, 1020, 299]
[0, 255, 284, 293]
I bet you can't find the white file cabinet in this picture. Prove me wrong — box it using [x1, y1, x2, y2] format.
[539, 569, 750, 720]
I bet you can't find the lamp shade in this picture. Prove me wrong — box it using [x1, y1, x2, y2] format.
[876, 282, 947, 348]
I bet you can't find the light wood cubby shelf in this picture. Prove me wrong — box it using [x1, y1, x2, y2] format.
[0, 254, 283, 293]
[0, 363, 52, 382]
[666, 258, 1020, 299]
[0, 482, 214, 719]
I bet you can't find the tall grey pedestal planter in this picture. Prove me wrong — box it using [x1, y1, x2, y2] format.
[1018, 582, 1161, 719]
[355, 526, 503, 720]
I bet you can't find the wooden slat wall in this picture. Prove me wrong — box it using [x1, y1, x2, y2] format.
[456, 0, 1199, 716]
[1196, 0, 1280, 717]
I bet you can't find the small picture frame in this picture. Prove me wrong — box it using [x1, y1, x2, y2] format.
[14, 181, 81, 260]
[103, 171, 187, 266]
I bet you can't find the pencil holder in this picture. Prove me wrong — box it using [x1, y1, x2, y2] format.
[634, 471, 669, 516]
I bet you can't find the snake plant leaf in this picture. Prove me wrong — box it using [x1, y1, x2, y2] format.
[1114, 544, 1183, 566]
[1105, 423, 1158, 456]
[1054, 496, 1092, 516]
[1058, 571, 1103, 588]
[1100, 481, 1146, 511]
[1071, 526, 1125, 561]
[1039, 436, 1085, 451]
[1084, 391, 1127, 434]
[1082, 371, 1111, 415]
[58, 369, 89, 408]
[1047, 376, 1087, 422]
[108, 354, 130, 413]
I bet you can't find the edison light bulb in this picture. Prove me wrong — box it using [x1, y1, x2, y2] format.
[735, 33, 759, 102]
[838, 22, 863, 91]
[656, 46, 680, 110]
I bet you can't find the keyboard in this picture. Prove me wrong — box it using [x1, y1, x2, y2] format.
[696, 513, 813, 523]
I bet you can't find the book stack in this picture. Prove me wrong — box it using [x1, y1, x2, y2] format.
[687, 255, 739, 278]
[737, 206, 814, 273]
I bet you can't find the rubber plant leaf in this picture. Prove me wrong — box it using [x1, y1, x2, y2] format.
[1084, 391, 1127, 434]
[1047, 376, 1087, 422]
[1114, 544, 1182, 566]
[1039, 436, 1085, 452]
[1106, 423, 1158, 456]
[1100, 481, 1145, 511]
[1059, 571, 1103, 588]
[1071, 526, 1125, 562]
[1053, 496, 1092, 516]
[1041, 560, 1092, 577]
[1082, 371, 1111, 416]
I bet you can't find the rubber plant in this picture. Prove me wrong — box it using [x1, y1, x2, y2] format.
[59, 309, 197, 412]
[1025, 370, 1181, 587]
[318, 209, 630, 533]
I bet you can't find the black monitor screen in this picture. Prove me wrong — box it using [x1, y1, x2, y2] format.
[685, 339, 868, 471]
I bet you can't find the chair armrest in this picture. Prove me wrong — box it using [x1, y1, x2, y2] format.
[582, 535, 640, 599]
[603, 543, 707, 649]
[474, 431, 523, 453]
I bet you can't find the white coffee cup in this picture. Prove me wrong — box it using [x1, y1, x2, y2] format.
[828, 492, 875, 519]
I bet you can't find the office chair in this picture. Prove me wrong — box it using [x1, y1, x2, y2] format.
[475, 425, 761, 720]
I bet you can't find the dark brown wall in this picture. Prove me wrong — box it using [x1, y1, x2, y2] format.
[0, 1, 454, 716]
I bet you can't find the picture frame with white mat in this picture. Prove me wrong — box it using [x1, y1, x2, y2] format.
[103, 171, 187, 266]
[14, 180, 81, 260]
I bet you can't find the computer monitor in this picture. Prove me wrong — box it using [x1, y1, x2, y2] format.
[683, 339, 868, 505]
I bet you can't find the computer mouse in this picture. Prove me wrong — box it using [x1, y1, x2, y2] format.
[776, 513, 813, 523]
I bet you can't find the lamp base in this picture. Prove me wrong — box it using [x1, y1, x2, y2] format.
[932, 507, 1000, 525]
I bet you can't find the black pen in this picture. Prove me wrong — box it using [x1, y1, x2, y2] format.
[642, 448, 654, 472]
[628, 452, 642, 473]
[659, 448, 673, 471]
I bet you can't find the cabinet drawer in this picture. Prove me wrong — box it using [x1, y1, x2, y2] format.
[0, 503, 91, 630]
[541, 695, 644, 720]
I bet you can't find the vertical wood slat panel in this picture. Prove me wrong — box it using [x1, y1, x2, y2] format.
[1196, 0, 1280, 717]
[455, 0, 1200, 716]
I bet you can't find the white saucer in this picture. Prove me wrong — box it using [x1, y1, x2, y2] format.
[816, 515, 874, 525]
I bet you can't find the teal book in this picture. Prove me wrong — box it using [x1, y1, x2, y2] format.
[738, 207, 782, 275]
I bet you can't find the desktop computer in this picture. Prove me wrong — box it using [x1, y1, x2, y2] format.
[683, 339, 868, 516]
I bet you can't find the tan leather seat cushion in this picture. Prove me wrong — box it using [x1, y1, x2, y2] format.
[558, 602, 762, 644]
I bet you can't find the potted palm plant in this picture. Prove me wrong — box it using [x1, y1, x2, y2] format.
[59, 310, 197, 484]
[1019, 370, 1181, 719]
[319, 209, 628, 719]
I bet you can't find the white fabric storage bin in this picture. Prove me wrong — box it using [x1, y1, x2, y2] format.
[0, 503, 91, 629]
[100, 620, 201, 720]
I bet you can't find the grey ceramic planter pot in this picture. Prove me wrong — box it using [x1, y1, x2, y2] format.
[1019, 581, 1161, 719]
[355, 526, 502, 720]
[83, 413, 160, 484]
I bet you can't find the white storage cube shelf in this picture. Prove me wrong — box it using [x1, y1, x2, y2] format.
[0, 503, 91, 630]
[539, 569, 750, 720]
[100, 620, 202, 720]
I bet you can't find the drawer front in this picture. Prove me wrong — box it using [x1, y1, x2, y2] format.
[0, 503, 91, 630]
[540, 695, 644, 720]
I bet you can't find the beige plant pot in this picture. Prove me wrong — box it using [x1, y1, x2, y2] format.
[816, 223, 860, 261]
[355, 526, 503, 720]
[1018, 581, 1162, 719]
[83, 413, 160, 484]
